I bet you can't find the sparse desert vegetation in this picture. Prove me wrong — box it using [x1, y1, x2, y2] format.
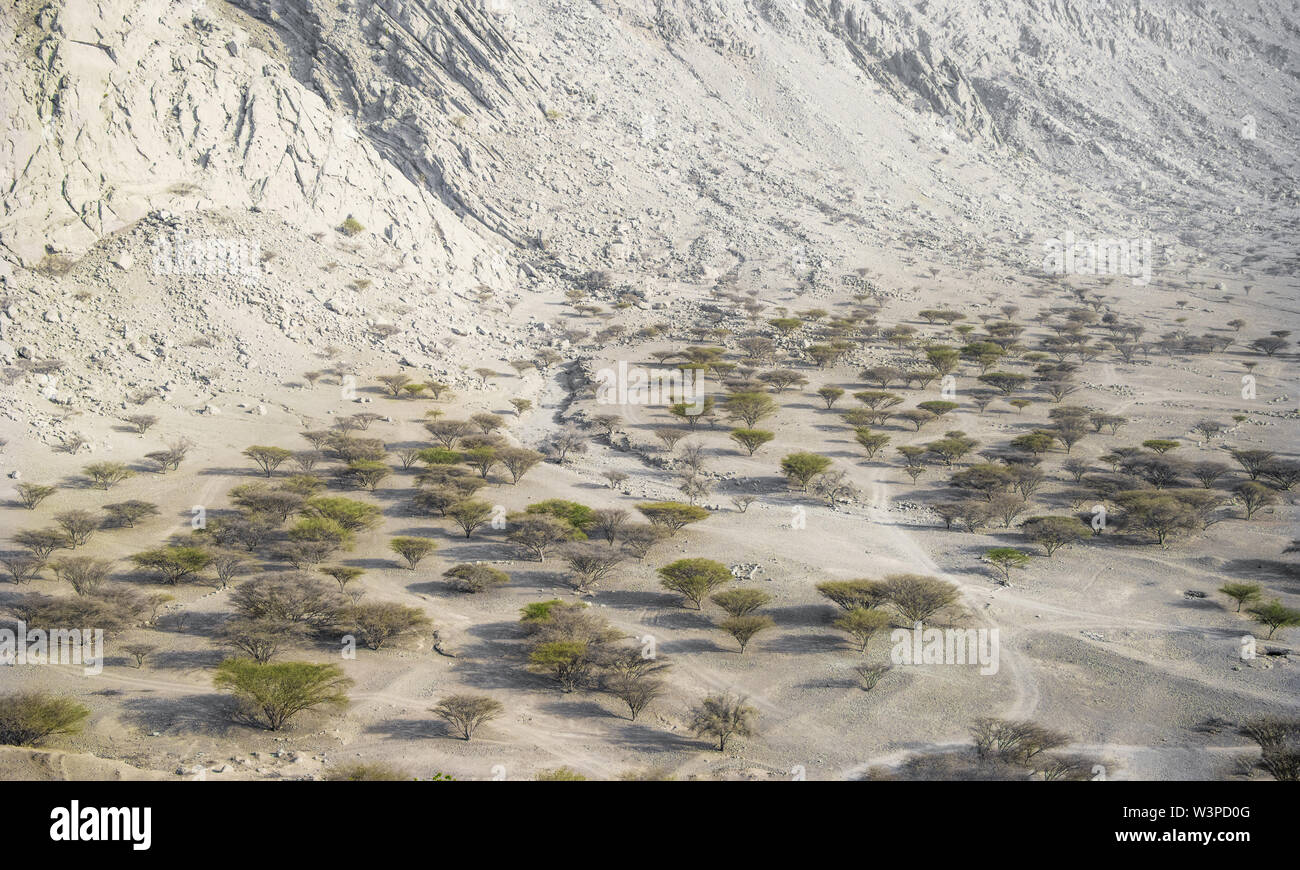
[0, 0, 1295, 791]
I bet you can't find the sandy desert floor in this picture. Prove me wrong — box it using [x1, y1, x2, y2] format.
[1, 243, 1296, 781]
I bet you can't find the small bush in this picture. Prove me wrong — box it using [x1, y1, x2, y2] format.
[0, 692, 90, 746]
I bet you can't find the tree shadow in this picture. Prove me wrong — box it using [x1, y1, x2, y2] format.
[666, 636, 727, 654]
[364, 717, 446, 740]
[120, 692, 242, 737]
[760, 631, 846, 654]
[646, 608, 714, 630]
[1218, 558, 1300, 590]
[538, 697, 616, 720]
[147, 648, 228, 670]
[606, 723, 705, 753]
[766, 603, 832, 629]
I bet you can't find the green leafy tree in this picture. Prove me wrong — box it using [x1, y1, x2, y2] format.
[529, 641, 596, 692]
[345, 460, 390, 491]
[636, 502, 710, 535]
[1248, 600, 1300, 639]
[817, 386, 845, 409]
[16, 483, 57, 509]
[780, 452, 831, 491]
[711, 588, 772, 617]
[977, 372, 1027, 395]
[389, 537, 437, 570]
[304, 497, 382, 532]
[0, 692, 90, 746]
[83, 462, 134, 490]
[724, 392, 778, 427]
[834, 607, 892, 652]
[883, 574, 960, 623]
[854, 429, 891, 460]
[213, 659, 352, 730]
[729, 428, 775, 456]
[447, 500, 494, 538]
[719, 615, 774, 653]
[444, 563, 511, 593]
[525, 499, 596, 532]
[658, 558, 733, 609]
[1020, 516, 1088, 557]
[917, 400, 959, 418]
[130, 546, 212, 585]
[1219, 583, 1262, 613]
[816, 579, 887, 612]
[985, 547, 1030, 583]
[243, 446, 293, 477]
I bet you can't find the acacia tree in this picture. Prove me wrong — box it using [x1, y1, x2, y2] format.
[1235, 481, 1278, 519]
[833, 607, 892, 652]
[1248, 600, 1300, 639]
[883, 574, 960, 623]
[213, 659, 352, 731]
[1020, 516, 1088, 556]
[854, 429, 891, 460]
[0, 692, 90, 746]
[711, 588, 772, 617]
[561, 542, 625, 594]
[985, 547, 1030, 583]
[130, 546, 212, 585]
[103, 500, 160, 528]
[724, 392, 778, 427]
[49, 556, 112, 596]
[689, 693, 758, 751]
[658, 558, 732, 609]
[216, 617, 307, 663]
[376, 373, 412, 397]
[432, 694, 503, 740]
[718, 615, 774, 653]
[443, 563, 510, 593]
[1218, 582, 1261, 613]
[389, 537, 437, 570]
[817, 579, 887, 612]
[636, 502, 709, 535]
[780, 452, 831, 491]
[507, 514, 576, 562]
[243, 446, 293, 477]
[729, 428, 775, 456]
[817, 386, 846, 409]
[447, 500, 494, 538]
[604, 669, 666, 721]
[1113, 492, 1199, 544]
[83, 462, 134, 490]
[16, 483, 56, 509]
[498, 447, 544, 484]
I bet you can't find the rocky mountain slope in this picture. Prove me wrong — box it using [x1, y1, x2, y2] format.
[0, 0, 1296, 436]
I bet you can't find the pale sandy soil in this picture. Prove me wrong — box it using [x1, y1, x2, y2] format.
[1, 255, 1296, 781]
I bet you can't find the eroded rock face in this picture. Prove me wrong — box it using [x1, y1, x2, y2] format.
[4, 0, 1294, 274]
[0, 0, 499, 272]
